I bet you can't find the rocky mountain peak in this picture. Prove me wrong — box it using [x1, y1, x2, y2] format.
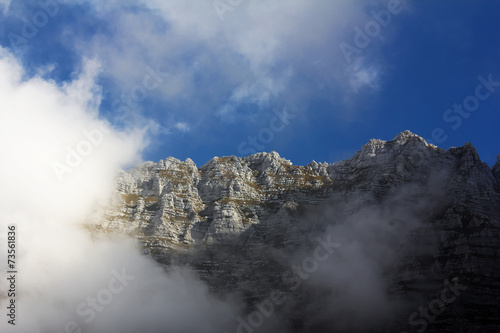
[449, 142, 485, 173]
[353, 130, 430, 162]
[243, 150, 292, 172]
[391, 129, 429, 145]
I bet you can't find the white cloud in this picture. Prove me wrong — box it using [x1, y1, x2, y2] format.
[0, 48, 239, 333]
[175, 121, 190, 133]
[0, 0, 10, 13]
[347, 60, 381, 93]
[66, 0, 391, 129]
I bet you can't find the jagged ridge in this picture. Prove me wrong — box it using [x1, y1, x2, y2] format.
[94, 131, 500, 332]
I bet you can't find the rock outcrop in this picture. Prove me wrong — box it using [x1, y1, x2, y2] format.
[94, 131, 500, 332]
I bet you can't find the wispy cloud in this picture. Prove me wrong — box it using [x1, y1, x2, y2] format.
[56, 0, 403, 133]
[175, 121, 190, 133]
[0, 0, 10, 13]
[347, 59, 381, 93]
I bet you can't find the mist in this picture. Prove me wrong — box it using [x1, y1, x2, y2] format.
[0, 48, 240, 333]
[275, 176, 445, 331]
[218, 175, 446, 332]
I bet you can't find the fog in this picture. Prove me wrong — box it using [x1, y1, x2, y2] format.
[292, 181, 443, 332]
[0, 49, 239, 333]
[188, 178, 444, 332]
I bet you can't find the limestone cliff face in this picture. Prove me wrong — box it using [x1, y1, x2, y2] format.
[96, 131, 500, 332]
[101, 150, 333, 248]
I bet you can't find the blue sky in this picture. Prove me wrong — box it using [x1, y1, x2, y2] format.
[0, 0, 498, 167]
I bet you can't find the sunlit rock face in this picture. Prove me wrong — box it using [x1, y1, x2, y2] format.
[96, 131, 500, 332]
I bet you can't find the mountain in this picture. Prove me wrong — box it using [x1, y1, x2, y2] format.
[93, 131, 500, 332]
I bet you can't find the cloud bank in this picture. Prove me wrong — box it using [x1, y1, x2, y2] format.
[0, 48, 239, 333]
